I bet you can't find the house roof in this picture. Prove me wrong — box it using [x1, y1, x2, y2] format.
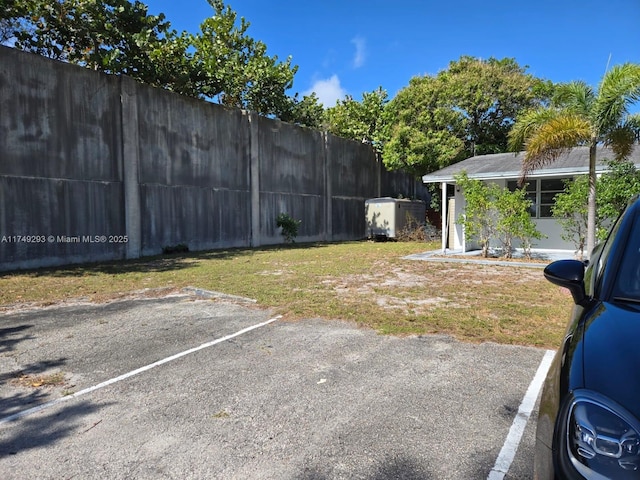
[421, 145, 640, 183]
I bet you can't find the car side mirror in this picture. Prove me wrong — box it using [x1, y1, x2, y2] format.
[543, 260, 587, 306]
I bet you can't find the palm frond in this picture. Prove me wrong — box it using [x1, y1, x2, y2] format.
[521, 113, 592, 179]
[507, 108, 559, 152]
[627, 113, 640, 143]
[594, 63, 640, 134]
[604, 123, 638, 160]
[553, 81, 595, 115]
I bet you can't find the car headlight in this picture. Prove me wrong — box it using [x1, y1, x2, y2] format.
[566, 390, 640, 479]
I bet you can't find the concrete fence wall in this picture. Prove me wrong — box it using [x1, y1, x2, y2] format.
[0, 46, 426, 272]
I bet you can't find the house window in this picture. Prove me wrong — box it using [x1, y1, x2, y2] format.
[539, 178, 568, 217]
[507, 178, 571, 218]
[507, 180, 537, 217]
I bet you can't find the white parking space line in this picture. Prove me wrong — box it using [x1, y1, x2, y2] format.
[487, 349, 556, 480]
[0, 315, 282, 426]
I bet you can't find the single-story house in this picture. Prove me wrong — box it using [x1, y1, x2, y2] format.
[421, 145, 640, 253]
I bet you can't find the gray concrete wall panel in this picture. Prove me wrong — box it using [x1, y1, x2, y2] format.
[259, 192, 325, 244]
[258, 117, 325, 195]
[332, 197, 367, 240]
[0, 176, 125, 269]
[140, 185, 250, 255]
[326, 134, 377, 198]
[136, 86, 250, 189]
[0, 46, 122, 182]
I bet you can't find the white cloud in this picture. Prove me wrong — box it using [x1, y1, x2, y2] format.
[351, 36, 366, 68]
[304, 75, 347, 107]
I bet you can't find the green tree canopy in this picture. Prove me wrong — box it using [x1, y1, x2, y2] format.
[1, 0, 311, 121]
[381, 56, 552, 177]
[2, 0, 196, 90]
[190, 0, 296, 116]
[324, 87, 388, 148]
[279, 92, 325, 129]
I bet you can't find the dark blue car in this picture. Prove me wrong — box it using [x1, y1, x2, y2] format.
[535, 195, 640, 479]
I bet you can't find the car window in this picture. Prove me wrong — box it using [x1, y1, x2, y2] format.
[611, 214, 640, 301]
[586, 212, 623, 297]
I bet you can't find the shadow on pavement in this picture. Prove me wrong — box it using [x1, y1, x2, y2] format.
[0, 325, 33, 354]
[0, 400, 113, 456]
[299, 455, 435, 480]
[297, 449, 501, 479]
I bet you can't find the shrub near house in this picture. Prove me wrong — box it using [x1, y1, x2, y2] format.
[454, 172, 543, 258]
[552, 159, 640, 258]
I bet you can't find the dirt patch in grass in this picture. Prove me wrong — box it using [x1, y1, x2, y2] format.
[314, 258, 569, 347]
[0, 241, 572, 348]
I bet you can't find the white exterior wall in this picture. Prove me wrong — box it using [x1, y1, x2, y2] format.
[520, 218, 574, 250]
[442, 185, 473, 252]
[440, 179, 577, 253]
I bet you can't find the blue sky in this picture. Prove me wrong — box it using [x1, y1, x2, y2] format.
[144, 0, 640, 107]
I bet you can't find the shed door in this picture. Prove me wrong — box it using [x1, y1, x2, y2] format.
[447, 198, 456, 250]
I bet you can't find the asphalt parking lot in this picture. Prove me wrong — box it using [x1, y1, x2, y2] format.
[0, 291, 552, 479]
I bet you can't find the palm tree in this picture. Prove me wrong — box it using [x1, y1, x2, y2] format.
[508, 63, 640, 256]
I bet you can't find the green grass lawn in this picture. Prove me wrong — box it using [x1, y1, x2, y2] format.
[0, 241, 572, 348]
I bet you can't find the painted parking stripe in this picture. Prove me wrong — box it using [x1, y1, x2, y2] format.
[487, 349, 556, 480]
[0, 315, 281, 426]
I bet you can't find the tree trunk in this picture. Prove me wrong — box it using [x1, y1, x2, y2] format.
[586, 141, 597, 257]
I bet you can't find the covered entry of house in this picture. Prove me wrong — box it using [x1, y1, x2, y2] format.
[422, 146, 640, 253]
